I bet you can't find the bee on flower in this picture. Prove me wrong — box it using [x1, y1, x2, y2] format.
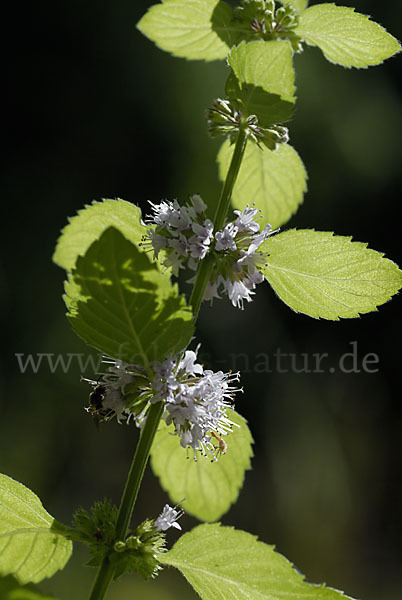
[83, 348, 241, 461]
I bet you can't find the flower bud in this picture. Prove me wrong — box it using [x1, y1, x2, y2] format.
[114, 540, 126, 553]
[280, 14, 296, 28]
[290, 38, 304, 53]
[206, 98, 241, 140]
[261, 125, 289, 151]
[126, 535, 142, 550]
[265, 0, 275, 13]
[275, 6, 286, 21]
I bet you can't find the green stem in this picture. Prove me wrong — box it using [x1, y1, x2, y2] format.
[88, 558, 115, 600]
[115, 401, 164, 538]
[88, 401, 165, 600]
[189, 127, 248, 318]
[213, 127, 248, 232]
[88, 126, 248, 600]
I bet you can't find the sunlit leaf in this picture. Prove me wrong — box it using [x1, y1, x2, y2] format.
[261, 229, 402, 319]
[227, 41, 295, 125]
[150, 410, 253, 521]
[295, 4, 401, 68]
[0, 475, 72, 585]
[162, 523, 355, 600]
[137, 0, 236, 61]
[280, 0, 308, 14]
[218, 139, 307, 229]
[53, 199, 145, 271]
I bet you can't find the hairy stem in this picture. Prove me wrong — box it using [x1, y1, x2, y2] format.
[189, 128, 249, 319]
[88, 401, 165, 600]
[213, 127, 248, 232]
[115, 401, 164, 537]
[89, 127, 248, 599]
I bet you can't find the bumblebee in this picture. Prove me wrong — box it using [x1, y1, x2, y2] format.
[81, 378, 114, 426]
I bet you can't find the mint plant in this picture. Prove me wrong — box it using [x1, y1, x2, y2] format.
[1, 1, 401, 598]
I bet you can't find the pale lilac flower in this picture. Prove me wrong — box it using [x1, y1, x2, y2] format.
[180, 349, 204, 376]
[190, 193, 207, 214]
[224, 279, 255, 310]
[102, 358, 137, 390]
[146, 200, 178, 228]
[191, 220, 214, 243]
[144, 195, 211, 271]
[152, 355, 179, 403]
[203, 279, 221, 302]
[234, 206, 261, 233]
[239, 224, 273, 257]
[215, 222, 238, 251]
[83, 358, 144, 424]
[207, 207, 276, 309]
[145, 196, 276, 310]
[83, 348, 241, 461]
[188, 219, 214, 259]
[101, 389, 128, 423]
[146, 230, 168, 260]
[151, 348, 241, 459]
[168, 205, 193, 232]
[155, 504, 184, 532]
[163, 249, 186, 276]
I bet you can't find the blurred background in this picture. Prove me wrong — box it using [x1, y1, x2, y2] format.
[2, 0, 402, 598]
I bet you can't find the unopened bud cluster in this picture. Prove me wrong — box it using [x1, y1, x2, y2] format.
[207, 98, 241, 139]
[73, 500, 184, 580]
[207, 98, 289, 150]
[111, 505, 184, 579]
[112, 521, 164, 580]
[234, 0, 303, 52]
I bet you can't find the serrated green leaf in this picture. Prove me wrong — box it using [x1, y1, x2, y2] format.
[260, 229, 402, 319]
[0, 575, 56, 600]
[66, 227, 194, 365]
[218, 139, 307, 229]
[137, 0, 236, 61]
[295, 4, 401, 68]
[227, 41, 295, 125]
[162, 523, 355, 600]
[280, 0, 308, 14]
[0, 475, 72, 585]
[53, 198, 145, 271]
[150, 410, 253, 521]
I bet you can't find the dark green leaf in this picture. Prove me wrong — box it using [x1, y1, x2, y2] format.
[65, 227, 194, 365]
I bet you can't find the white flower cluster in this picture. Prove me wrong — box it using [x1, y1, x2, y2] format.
[144, 194, 213, 275]
[83, 350, 241, 461]
[83, 358, 145, 424]
[205, 206, 274, 309]
[145, 196, 275, 309]
[152, 348, 241, 460]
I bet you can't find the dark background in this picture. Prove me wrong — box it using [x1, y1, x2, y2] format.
[1, 1, 402, 598]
